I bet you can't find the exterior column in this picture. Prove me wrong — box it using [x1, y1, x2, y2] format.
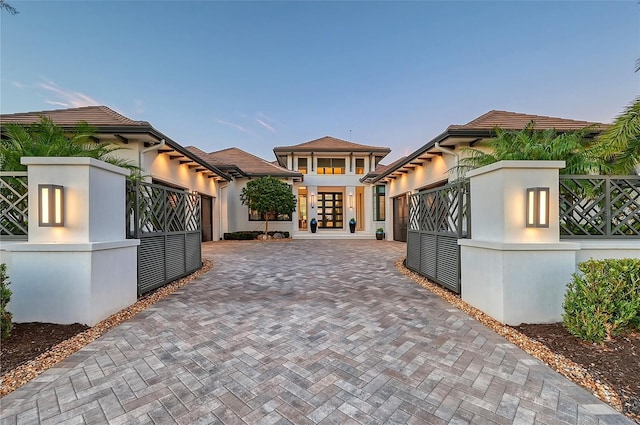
[459, 161, 579, 325]
[5, 157, 139, 326]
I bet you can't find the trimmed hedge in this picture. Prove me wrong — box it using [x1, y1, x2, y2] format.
[223, 231, 290, 240]
[563, 258, 640, 343]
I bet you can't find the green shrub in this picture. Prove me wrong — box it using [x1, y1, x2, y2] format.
[563, 258, 640, 342]
[223, 231, 290, 240]
[1, 263, 13, 339]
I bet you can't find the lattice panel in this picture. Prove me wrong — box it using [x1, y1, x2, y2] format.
[610, 178, 640, 236]
[560, 176, 640, 238]
[409, 194, 420, 231]
[0, 173, 28, 238]
[410, 181, 470, 237]
[128, 182, 201, 236]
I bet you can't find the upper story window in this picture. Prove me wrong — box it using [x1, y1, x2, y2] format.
[297, 157, 308, 174]
[317, 158, 346, 175]
[355, 158, 365, 174]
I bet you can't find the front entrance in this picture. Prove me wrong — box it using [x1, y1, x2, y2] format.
[318, 192, 344, 229]
[393, 195, 408, 242]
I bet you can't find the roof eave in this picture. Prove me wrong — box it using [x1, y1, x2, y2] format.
[369, 129, 482, 183]
[273, 147, 391, 154]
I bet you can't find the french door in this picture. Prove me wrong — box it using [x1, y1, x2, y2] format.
[318, 192, 343, 228]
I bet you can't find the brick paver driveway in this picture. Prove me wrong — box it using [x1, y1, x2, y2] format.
[1, 240, 633, 424]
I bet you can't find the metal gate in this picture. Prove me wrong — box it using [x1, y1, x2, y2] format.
[127, 181, 202, 295]
[406, 181, 470, 294]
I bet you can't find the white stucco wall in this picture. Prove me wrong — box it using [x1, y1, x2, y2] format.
[6, 158, 139, 326]
[224, 179, 295, 235]
[574, 240, 640, 265]
[460, 161, 577, 325]
[144, 150, 219, 197]
[7, 242, 138, 326]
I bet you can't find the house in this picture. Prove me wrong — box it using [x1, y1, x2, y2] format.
[189, 137, 392, 238]
[186, 146, 303, 236]
[0, 106, 231, 242]
[363, 110, 605, 242]
[273, 136, 391, 238]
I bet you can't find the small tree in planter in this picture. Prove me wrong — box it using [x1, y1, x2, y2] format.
[239, 176, 296, 238]
[376, 228, 385, 240]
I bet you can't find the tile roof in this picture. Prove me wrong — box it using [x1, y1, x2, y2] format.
[274, 136, 390, 153]
[1, 106, 231, 181]
[449, 110, 604, 131]
[368, 110, 607, 184]
[0, 105, 150, 127]
[187, 147, 302, 178]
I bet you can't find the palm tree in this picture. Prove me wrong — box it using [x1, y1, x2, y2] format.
[455, 121, 604, 176]
[595, 97, 640, 175]
[1, 117, 140, 176]
[0, 1, 18, 14]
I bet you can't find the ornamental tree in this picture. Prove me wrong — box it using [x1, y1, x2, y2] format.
[239, 176, 296, 236]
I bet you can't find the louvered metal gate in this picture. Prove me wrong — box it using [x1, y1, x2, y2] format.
[406, 181, 470, 294]
[127, 181, 202, 295]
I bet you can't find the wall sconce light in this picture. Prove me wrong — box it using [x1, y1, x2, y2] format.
[349, 193, 353, 209]
[311, 193, 315, 208]
[39, 184, 64, 227]
[526, 187, 549, 228]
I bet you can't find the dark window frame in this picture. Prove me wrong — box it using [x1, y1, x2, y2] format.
[373, 185, 386, 221]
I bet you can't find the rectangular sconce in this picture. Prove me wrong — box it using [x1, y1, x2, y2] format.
[349, 194, 353, 209]
[526, 187, 549, 228]
[311, 194, 315, 208]
[39, 184, 64, 227]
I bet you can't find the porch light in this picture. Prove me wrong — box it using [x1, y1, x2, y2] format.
[39, 184, 64, 227]
[311, 193, 315, 208]
[349, 194, 353, 209]
[526, 187, 549, 228]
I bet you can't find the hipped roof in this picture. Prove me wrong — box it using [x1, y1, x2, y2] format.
[187, 146, 303, 181]
[0, 106, 231, 181]
[273, 136, 390, 168]
[367, 110, 606, 184]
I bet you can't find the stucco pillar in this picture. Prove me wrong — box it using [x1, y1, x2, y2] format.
[459, 161, 579, 325]
[4, 158, 139, 326]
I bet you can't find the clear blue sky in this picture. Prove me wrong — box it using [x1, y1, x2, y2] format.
[2, 1, 638, 164]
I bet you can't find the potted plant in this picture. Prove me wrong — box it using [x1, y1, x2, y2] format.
[376, 228, 385, 240]
[310, 218, 317, 233]
[349, 218, 356, 233]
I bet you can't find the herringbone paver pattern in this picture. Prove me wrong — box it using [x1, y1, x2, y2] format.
[0, 240, 633, 424]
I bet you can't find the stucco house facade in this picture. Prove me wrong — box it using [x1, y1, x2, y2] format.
[2, 107, 612, 243]
[273, 136, 391, 239]
[364, 110, 605, 242]
[187, 137, 392, 239]
[186, 146, 303, 236]
[0, 106, 231, 242]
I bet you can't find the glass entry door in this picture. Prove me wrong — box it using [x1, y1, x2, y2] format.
[318, 192, 343, 228]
